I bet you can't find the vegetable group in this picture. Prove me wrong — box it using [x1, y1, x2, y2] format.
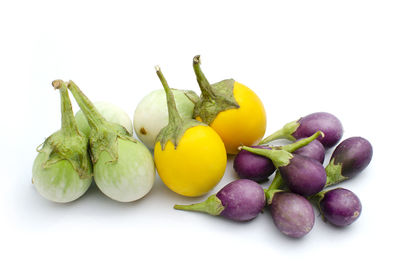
[153, 66, 227, 197]
[192, 55, 266, 154]
[32, 56, 373, 241]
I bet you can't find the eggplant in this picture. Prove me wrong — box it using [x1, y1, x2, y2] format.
[318, 188, 362, 227]
[259, 112, 343, 148]
[325, 137, 373, 186]
[174, 179, 266, 221]
[234, 131, 324, 183]
[270, 192, 315, 238]
[241, 131, 327, 197]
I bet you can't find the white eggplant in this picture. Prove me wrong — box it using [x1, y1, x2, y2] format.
[32, 81, 92, 203]
[133, 89, 198, 149]
[67, 81, 155, 202]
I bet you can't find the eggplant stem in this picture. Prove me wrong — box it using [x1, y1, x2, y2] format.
[174, 194, 224, 216]
[281, 131, 324, 153]
[67, 80, 106, 131]
[52, 80, 80, 137]
[155, 66, 184, 128]
[192, 55, 216, 99]
[258, 120, 300, 145]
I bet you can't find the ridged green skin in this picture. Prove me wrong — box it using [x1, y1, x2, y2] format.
[75, 101, 133, 136]
[32, 147, 92, 203]
[94, 138, 156, 202]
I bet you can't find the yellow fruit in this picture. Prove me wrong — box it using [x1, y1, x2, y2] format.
[196, 82, 266, 154]
[154, 125, 227, 197]
[193, 56, 266, 154]
[153, 66, 227, 197]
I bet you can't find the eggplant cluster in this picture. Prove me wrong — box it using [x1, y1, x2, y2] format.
[32, 80, 156, 203]
[175, 112, 373, 239]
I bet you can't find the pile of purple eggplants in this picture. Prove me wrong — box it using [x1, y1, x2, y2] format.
[174, 112, 373, 238]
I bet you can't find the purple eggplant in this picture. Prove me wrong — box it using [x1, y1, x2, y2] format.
[174, 179, 266, 221]
[270, 192, 315, 238]
[293, 137, 325, 164]
[325, 137, 373, 186]
[259, 112, 343, 148]
[234, 131, 323, 183]
[318, 188, 362, 227]
[279, 155, 326, 196]
[241, 131, 327, 197]
[233, 146, 275, 183]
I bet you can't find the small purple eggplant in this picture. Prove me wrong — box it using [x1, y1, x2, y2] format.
[325, 137, 373, 186]
[259, 112, 343, 148]
[270, 192, 315, 238]
[241, 131, 327, 197]
[293, 137, 325, 164]
[279, 155, 326, 196]
[234, 131, 323, 183]
[318, 188, 362, 227]
[233, 146, 275, 183]
[174, 179, 266, 221]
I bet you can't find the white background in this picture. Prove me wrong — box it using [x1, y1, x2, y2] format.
[1, 0, 399, 263]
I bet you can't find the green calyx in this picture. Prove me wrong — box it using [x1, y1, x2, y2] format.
[240, 146, 293, 168]
[174, 194, 225, 216]
[324, 158, 348, 187]
[155, 66, 205, 150]
[192, 55, 239, 125]
[258, 120, 300, 145]
[264, 171, 284, 204]
[66, 80, 135, 165]
[260, 132, 324, 203]
[309, 188, 334, 220]
[36, 80, 92, 179]
[241, 131, 323, 169]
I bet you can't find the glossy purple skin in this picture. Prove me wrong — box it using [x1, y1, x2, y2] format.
[216, 179, 266, 221]
[320, 188, 362, 227]
[292, 112, 343, 148]
[293, 138, 325, 164]
[331, 137, 373, 178]
[270, 192, 315, 238]
[279, 154, 326, 196]
[234, 146, 276, 183]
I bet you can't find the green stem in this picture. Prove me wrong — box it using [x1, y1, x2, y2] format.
[258, 120, 300, 145]
[193, 55, 216, 100]
[67, 80, 106, 131]
[155, 66, 184, 128]
[281, 131, 324, 153]
[324, 159, 347, 187]
[311, 190, 326, 202]
[174, 194, 224, 216]
[240, 146, 293, 168]
[52, 80, 79, 137]
[309, 189, 327, 215]
[264, 171, 284, 204]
